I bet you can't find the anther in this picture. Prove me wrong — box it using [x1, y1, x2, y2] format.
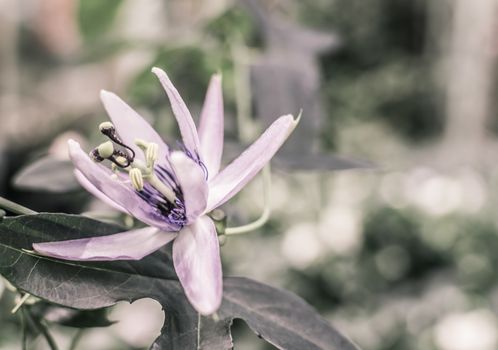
[135, 138, 149, 151]
[146, 143, 159, 168]
[129, 168, 144, 191]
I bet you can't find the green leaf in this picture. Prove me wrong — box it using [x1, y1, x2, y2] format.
[13, 156, 79, 193]
[200, 278, 359, 350]
[30, 303, 115, 328]
[0, 213, 358, 349]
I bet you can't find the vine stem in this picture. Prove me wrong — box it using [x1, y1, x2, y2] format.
[69, 329, 84, 350]
[225, 165, 271, 236]
[0, 196, 36, 215]
[22, 308, 59, 350]
[20, 311, 27, 350]
[11, 293, 31, 314]
[197, 312, 201, 350]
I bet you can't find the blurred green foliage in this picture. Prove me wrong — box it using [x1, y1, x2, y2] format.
[299, 0, 444, 144]
[78, 0, 123, 43]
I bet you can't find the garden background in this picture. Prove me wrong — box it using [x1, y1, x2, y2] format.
[1, 0, 497, 349]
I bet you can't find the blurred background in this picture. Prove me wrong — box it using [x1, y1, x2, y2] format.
[1, 0, 498, 349]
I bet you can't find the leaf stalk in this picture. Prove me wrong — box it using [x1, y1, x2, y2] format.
[0, 196, 37, 215]
[225, 165, 271, 236]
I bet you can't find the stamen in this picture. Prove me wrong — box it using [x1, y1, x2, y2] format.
[146, 143, 159, 168]
[91, 125, 183, 222]
[134, 138, 149, 151]
[134, 139, 159, 169]
[129, 168, 144, 191]
[148, 173, 176, 203]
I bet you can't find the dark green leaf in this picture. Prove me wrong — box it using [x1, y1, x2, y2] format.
[30, 303, 115, 328]
[0, 214, 358, 349]
[13, 157, 79, 193]
[208, 278, 359, 350]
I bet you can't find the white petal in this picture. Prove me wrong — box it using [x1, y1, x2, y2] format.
[173, 216, 222, 315]
[34, 227, 176, 261]
[206, 114, 299, 212]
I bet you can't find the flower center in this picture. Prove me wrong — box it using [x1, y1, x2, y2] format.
[90, 122, 179, 205]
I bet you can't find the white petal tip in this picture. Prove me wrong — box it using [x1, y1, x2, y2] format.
[280, 113, 301, 129]
[294, 110, 303, 123]
[198, 304, 222, 316]
[151, 67, 166, 76]
[67, 139, 81, 151]
[100, 90, 118, 102]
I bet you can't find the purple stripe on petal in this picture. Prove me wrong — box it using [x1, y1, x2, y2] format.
[169, 151, 208, 224]
[68, 139, 180, 232]
[198, 74, 224, 178]
[100, 90, 170, 169]
[151, 67, 201, 156]
[33, 227, 176, 261]
[206, 114, 299, 212]
[173, 216, 222, 315]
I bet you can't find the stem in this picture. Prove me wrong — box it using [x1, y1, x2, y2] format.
[196, 312, 201, 350]
[23, 308, 59, 350]
[0, 196, 36, 215]
[11, 293, 31, 314]
[69, 329, 84, 350]
[225, 165, 271, 235]
[20, 311, 27, 350]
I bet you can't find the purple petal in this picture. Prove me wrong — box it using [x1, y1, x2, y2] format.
[100, 90, 170, 166]
[173, 216, 222, 315]
[151, 67, 200, 155]
[169, 151, 208, 224]
[206, 114, 299, 212]
[74, 170, 129, 213]
[198, 74, 224, 178]
[68, 139, 180, 232]
[33, 227, 176, 261]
